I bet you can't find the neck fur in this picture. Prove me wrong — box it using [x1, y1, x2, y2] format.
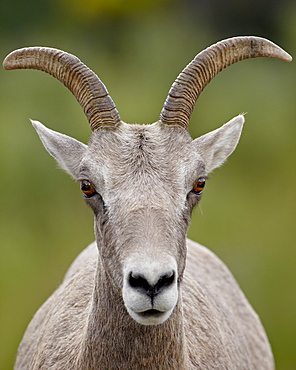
[76, 255, 189, 369]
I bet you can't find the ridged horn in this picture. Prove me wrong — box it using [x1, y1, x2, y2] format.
[3, 47, 121, 130]
[160, 36, 292, 129]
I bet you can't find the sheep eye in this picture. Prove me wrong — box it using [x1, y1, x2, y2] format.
[192, 178, 206, 195]
[80, 180, 97, 198]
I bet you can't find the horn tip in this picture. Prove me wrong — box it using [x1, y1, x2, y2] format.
[280, 51, 293, 63]
[3, 52, 15, 70]
[257, 37, 292, 62]
[3, 48, 28, 70]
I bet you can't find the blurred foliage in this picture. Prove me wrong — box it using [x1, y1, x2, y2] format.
[60, 0, 169, 20]
[0, 0, 295, 369]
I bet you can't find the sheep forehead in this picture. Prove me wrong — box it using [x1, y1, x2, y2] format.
[88, 122, 193, 163]
[83, 123, 203, 199]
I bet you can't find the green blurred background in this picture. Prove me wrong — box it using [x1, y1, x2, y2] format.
[0, 0, 295, 368]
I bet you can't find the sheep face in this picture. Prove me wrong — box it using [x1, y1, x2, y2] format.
[85, 123, 201, 325]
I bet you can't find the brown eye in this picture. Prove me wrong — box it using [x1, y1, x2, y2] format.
[192, 178, 206, 195]
[80, 180, 97, 198]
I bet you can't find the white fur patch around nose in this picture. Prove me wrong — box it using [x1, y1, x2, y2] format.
[122, 257, 178, 325]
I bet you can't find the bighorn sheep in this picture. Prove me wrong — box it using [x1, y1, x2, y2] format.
[4, 36, 292, 369]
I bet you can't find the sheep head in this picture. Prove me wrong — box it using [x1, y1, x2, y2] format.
[3, 37, 291, 325]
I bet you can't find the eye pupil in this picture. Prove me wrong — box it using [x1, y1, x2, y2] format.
[193, 179, 206, 195]
[80, 180, 96, 197]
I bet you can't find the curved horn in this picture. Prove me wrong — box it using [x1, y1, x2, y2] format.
[3, 47, 121, 131]
[160, 36, 292, 129]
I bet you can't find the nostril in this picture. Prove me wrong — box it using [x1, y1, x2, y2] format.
[129, 272, 150, 291]
[156, 271, 175, 291]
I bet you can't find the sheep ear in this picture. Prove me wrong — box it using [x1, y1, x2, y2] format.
[31, 120, 87, 179]
[192, 115, 245, 173]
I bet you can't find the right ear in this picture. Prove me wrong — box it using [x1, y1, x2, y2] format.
[31, 120, 88, 179]
[191, 115, 245, 173]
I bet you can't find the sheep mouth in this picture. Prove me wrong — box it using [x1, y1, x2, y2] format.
[127, 307, 173, 325]
[138, 309, 165, 318]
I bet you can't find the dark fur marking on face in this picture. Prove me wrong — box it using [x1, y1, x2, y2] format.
[138, 132, 148, 151]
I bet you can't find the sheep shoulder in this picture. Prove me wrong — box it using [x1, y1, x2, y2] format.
[15, 249, 96, 369]
[183, 239, 273, 368]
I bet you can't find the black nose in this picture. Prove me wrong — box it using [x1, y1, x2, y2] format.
[128, 271, 175, 300]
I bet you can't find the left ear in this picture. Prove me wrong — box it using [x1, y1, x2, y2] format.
[31, 120, 88, 179]
[191, 115, 245, 173]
